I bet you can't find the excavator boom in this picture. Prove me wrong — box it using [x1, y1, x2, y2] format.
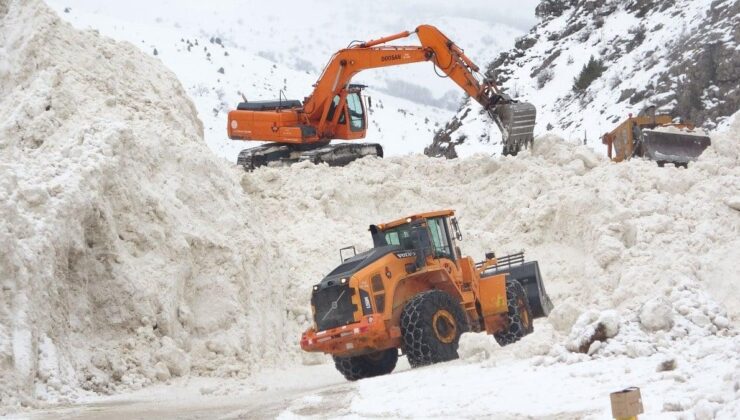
[228, 25, 537, 170]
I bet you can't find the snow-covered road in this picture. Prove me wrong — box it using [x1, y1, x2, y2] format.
[15, 324, 740, 419]
[16, 363, 363, 420]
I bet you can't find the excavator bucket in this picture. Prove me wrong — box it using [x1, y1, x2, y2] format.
[640, 129, 711, 167]
[489, 102, 537, 155]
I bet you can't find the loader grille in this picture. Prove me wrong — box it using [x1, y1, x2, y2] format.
[312, 284, 357, 331]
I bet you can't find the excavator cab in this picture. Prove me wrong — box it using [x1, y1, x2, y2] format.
[327, 85, 367, 140]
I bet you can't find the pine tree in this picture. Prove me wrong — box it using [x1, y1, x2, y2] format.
[573, 56, 607, 92]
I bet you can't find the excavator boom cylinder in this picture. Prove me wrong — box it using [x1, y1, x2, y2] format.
[360, 30, 412, 48]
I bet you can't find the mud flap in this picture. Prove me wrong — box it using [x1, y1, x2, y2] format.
[489, 102, 537, 156]
[640, 130, 710, 165]
[483, 260, 553, 318]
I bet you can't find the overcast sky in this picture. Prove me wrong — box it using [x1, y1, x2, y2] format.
[393, 1, 541, 31]
[52, 0, 542, 33]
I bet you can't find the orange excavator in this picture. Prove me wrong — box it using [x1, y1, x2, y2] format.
[227, 25, 536, 170]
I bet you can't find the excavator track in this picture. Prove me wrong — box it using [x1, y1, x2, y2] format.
[237, 142, 383, 171]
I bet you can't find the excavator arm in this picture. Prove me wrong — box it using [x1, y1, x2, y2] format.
[303, 25, 536, 152]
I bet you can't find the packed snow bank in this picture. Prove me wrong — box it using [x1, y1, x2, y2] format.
[251, 127, 738, 417]
[0, 0, 297, 408]
[1, 0, 738, 414]
[270, 125, 738, 418]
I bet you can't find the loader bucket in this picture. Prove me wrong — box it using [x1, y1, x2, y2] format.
[482, 257, 553, 318]
[503, 261, 553, 318]
[640, 129, 711, 166]
[489, 102, 537, 155]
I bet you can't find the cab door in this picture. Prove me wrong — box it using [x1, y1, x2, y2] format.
[426, 217, 463, 284]
[333, 91, 367, 140]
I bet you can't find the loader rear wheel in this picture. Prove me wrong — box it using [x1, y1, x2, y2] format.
[494, 280, 534, 346]
[332, 348, 398, 381]
[400, 290, 469, 368]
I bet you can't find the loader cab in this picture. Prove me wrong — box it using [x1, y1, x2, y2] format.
[373, 211, 463, 262]
[326, 84, 367, 140]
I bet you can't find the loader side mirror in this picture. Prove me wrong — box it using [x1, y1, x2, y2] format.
[451, 217, 463, 241]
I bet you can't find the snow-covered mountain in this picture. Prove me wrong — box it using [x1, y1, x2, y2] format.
[45, 0, 534, 160]
[428, 0, 739, 158]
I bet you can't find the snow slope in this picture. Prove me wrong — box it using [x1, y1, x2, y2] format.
[44, 0, 529, 160]
[0, 0, 302, 407]
[2, 1, 740, 418]
[430, 0, 740, 157]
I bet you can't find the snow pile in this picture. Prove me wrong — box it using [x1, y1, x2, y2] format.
[564, 310, 620, 354]
[0, 0, 297, 408]
[638, 297, 674, 332]
[249, 124, 739, 416]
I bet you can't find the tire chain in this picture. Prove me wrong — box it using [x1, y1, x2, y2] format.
[400, 290, 468, 367]
[332, 349, 397, 381]
[494, 280, 533, 346]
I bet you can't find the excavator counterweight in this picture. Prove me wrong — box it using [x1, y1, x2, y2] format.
[227, 25, 537, 170]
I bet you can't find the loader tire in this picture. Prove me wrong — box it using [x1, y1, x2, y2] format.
[400, 290, 469, 368]
[332, 348, 398, 381]
[494, 280, 534, 346]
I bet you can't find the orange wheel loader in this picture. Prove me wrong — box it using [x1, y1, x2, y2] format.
[601, 106, 711, 167]
[299, 210, 553, 380]
[228, 25, 536, 170]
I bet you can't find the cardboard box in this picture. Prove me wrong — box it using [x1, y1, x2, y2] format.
[610, 387, 644, 419]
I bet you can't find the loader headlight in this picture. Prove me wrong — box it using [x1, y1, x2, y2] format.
[312, 285, 319, 292]
[340, 277, 348, 285]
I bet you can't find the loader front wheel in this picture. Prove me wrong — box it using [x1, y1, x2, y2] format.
[494, 279, 534, 346]
[332, 348, 398, 381]
[400, 290, 469, 368]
